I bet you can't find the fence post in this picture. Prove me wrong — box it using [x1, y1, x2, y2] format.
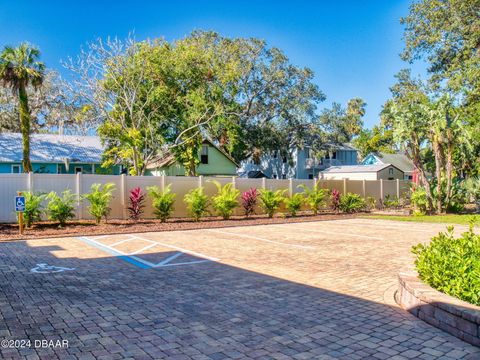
[380, 179, 384, 203]
[262, 177, 266, 190]
[343, 178, 347, 195]
[161, 175, 166, 192]
[27, 172, 33, 192]
[232, 176, 236, 190]
[121, 174, 127, 220]
[362, 179, 366, 198]
[76, 172, 82, 220]
[198, 175, 203, 188]
[396, 179, 400, 199]
[289, 178, 293, 197]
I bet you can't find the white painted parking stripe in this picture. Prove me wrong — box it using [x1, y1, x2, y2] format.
[272, 224, 384, 240]
[110, 237, 136, 247]
[129, 243, 158, 255]
[206, 229, 314, 249]
[130, 235, 220, 261]
[155, 252, 183, 266]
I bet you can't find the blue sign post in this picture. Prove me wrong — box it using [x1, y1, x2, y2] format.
[15, 192, 25, 235]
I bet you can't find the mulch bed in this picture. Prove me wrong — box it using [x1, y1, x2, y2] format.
[0, 212, 358, 242]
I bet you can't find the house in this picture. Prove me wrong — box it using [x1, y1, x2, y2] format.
[239, 144, 358, 179]
[0, 133, 122, 174]
[146, 140, 238, 176]
[362, 152, 415, 180]
[320, 164, 404, 180]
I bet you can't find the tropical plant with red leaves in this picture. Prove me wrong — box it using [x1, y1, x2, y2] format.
[241, 188, 258, 217]
[128, 187, 145, 221]
[331, 189, 341, 212]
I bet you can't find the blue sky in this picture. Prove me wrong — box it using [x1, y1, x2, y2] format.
[0, 0, 425, 128]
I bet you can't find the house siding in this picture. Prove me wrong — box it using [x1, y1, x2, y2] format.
[0, 162, 120, 175]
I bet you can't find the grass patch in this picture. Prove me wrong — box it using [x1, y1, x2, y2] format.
[364, 214, 479, 225]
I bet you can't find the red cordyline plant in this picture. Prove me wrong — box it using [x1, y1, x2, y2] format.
[241, 188, 258, 217]
[331, 189, 341, 212]
[128, 187, 145, 221]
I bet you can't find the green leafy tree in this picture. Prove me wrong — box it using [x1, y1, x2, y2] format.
[0, 43, 45, 172]
[82, 183, 116, 224]
[353, 125, 396, 158]
[184, 187, 209, 221]
[147, 185, 176, 222]
[210, 181, 240, 220]
[46, 190, 76, 227]
[259, 189, 285, 218]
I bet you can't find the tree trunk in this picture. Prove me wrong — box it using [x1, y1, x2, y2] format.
[18, 83, 32, 173]
[407, 139, 434, 212]
[432, 140, 444, 214]
[445, 131, 454, 208]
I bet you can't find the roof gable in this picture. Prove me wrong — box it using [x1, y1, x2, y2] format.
[321, 163, 403, 174]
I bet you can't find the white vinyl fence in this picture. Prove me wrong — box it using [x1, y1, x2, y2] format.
[0, 173, 411, 223]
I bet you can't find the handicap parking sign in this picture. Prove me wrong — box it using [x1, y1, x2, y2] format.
[15, 196, 25, 212]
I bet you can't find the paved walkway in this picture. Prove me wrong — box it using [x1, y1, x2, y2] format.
[0, 218, 478, 359]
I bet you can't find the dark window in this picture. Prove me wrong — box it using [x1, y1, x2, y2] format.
[201, 145, 209, 164]
[282, 174, 286, 179]
[273, 150, 278, 158]
[12, 165, 20, 174]
[273, 174, 277, 179]
[389, 168, 393, 175]
[308, 174, 314, 179]
[75, 167, 83, 174]
[332, 152, 337, 159]
[408, 175, 413, 180]
[388, 177, 394, 180]
[282, 155, 287, 163]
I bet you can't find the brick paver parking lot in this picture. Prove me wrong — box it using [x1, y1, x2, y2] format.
[0, 218, 479, 359]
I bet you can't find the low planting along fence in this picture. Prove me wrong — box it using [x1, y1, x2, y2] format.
[0, 173, 410, 223]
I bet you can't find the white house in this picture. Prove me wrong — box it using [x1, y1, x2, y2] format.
[320, 164, 405, 180]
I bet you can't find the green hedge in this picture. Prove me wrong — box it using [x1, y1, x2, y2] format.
[412, 222, 480, 305]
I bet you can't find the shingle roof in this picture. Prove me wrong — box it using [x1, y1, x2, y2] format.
[0, 133, 104, 163]
[321, 164, 394, 173]
[374, 152, 415, 173]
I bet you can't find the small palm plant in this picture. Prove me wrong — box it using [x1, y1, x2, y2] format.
[298, 182, 328, 215]
[82, 183, 116, 224]
[211, 181, 240, 220]
[23, 191, 46, 227]
[259, 189, 285, 218]
[147, 185, 176, 222]
[184, 187, 209, 221]
[46, 190, 76, 227]
[284, 193, 304, 217]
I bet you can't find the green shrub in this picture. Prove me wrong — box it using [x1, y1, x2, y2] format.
[298, 182, 328, 215]
[82, 183, 116, 224]
[339, 193, 366, 213]
[147, 185, 176, 222]
[284, 193, 304, 217]
[46, 190, 76, 227]
[412, 220, 480, 305]
[365, 196, 377, 211]
[259, 189, 285, 218]
[411, 186, 428, 215]
[383, 194, 400, 209]
[184, 187, 209, 221]
[211, 181, 240, 220]
[464, 177, 480, 211]
[22, 191, 46, 227]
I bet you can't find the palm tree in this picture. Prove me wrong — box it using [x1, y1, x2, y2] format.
[0, 43, 45, 172]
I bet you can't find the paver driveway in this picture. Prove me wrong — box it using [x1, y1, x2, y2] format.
[0, 218, 479, 359]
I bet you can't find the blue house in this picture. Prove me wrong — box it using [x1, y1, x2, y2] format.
[0, 133, 121, 174]
[239, 144, 358, 179]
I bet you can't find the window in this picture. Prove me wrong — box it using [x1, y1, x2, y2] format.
[11, 165, 21, 174]
[273, 174, 277, 179]
[75, 167, 83, 174]
[282, 155, 287, 163]
[389, 168, 394, 175]
[388, 177, 394, 180]
[408, 175, 413, 180]
[201, 145, 209, 164]
[308, 174, 314, 179]
[282, 174, 286, 179]
[273, 150, 278, 159]
[332, 152, 337, 159]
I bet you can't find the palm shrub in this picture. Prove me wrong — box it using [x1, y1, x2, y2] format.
[284, 193, 304, 217]
[241, 188, 258, 217]
[464, 177, 480, 211]
[128, 187, 146, 221]
[331, 189, 341, 212]
[46, 190, 76, 227]
[365, 196, 377, 211]
[410, 186, 428, 215]
[184, 187, 209, 221]
[298, 182, 328, 215]
[211, 181, 240, 220]
[147, 185, 176, 222]
[412, 220, 480, 305]
[339, 193, 366, 213]
[83, 183, 116, 224]
[259, 189, 285, 218]
[22, 191, 46, 227]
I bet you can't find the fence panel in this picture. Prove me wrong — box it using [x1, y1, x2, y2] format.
[0, 174, 29, 222]
[165, 176, 198, 218]
[125, 176, 164, 219]
[81, 175, 123, 220]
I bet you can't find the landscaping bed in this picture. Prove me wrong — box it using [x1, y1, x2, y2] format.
[0, 212, 357, 241]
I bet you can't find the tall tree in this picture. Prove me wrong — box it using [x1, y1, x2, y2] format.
[0, 43, 45, 172]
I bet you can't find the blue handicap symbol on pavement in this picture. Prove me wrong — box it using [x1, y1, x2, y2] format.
[15, 196, 26, 212]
